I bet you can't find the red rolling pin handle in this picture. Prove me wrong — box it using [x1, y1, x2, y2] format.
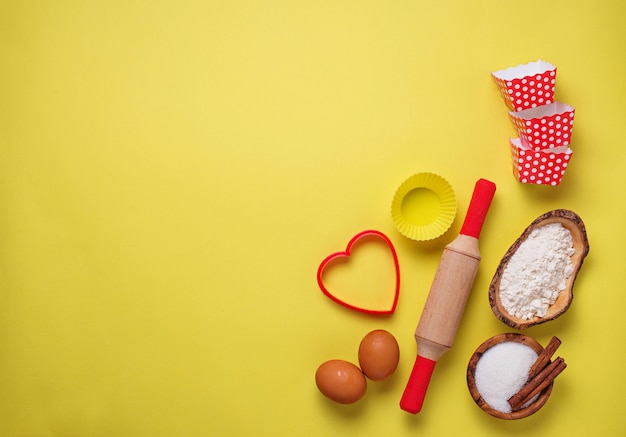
[460, 178, 496, 239]
[399, 356, 436, 414]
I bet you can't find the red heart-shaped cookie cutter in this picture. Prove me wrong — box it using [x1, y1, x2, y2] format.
[316, 230, 400, 315]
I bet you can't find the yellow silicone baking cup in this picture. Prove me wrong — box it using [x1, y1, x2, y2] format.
[391, 172, 457, 241]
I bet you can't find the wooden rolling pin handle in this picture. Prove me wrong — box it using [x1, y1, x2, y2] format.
[460, 179, 497, 239]
[399, 355, 437, 414]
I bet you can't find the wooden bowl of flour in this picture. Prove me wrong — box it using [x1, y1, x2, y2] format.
[489, 209, 589, 329]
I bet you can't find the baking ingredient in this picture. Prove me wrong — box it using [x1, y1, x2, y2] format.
[358, 330, 400, 381]
[315, 360, 367, 404]
[509, 356, 566, 412]
[474, 341, 538, 413]
[499, 223, 574, 320]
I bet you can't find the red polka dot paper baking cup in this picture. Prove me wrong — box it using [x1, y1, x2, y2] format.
[492, 60, 557, 111]
[509, 137, 573, 186]
[509, 102, 575, 151]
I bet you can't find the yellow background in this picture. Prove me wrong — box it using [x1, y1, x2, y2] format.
[1, 1, 625, 435]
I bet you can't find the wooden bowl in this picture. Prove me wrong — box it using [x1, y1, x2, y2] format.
[489, 209, 589, 329]
[467, 333, 553, 420]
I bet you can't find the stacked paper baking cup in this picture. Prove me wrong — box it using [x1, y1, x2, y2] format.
[492, 60, 575, 186]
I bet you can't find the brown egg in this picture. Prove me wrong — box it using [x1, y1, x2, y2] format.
[358, 329, 400, 381]
[315, 359, 367, 404]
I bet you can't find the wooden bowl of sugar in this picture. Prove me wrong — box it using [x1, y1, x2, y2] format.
[467, 333, 553, 420]
[489, 209, 589, 330]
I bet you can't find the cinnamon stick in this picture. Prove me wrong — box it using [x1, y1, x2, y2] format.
[528, 336, 561, 380]
[508, 356, 566, 411]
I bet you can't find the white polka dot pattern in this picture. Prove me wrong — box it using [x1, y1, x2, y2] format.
[492, 63, 556, 111]
[508, 102, 575, 151]
[509, 138, 572, 186]
[493, 60, 576, 186]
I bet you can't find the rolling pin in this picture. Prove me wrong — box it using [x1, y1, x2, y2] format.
[400, 178, 496, 414]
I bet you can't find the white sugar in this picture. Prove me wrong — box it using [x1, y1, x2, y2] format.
[474, 341, 538, 413]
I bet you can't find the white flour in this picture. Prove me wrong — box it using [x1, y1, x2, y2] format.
[499, 223, 575, 320]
